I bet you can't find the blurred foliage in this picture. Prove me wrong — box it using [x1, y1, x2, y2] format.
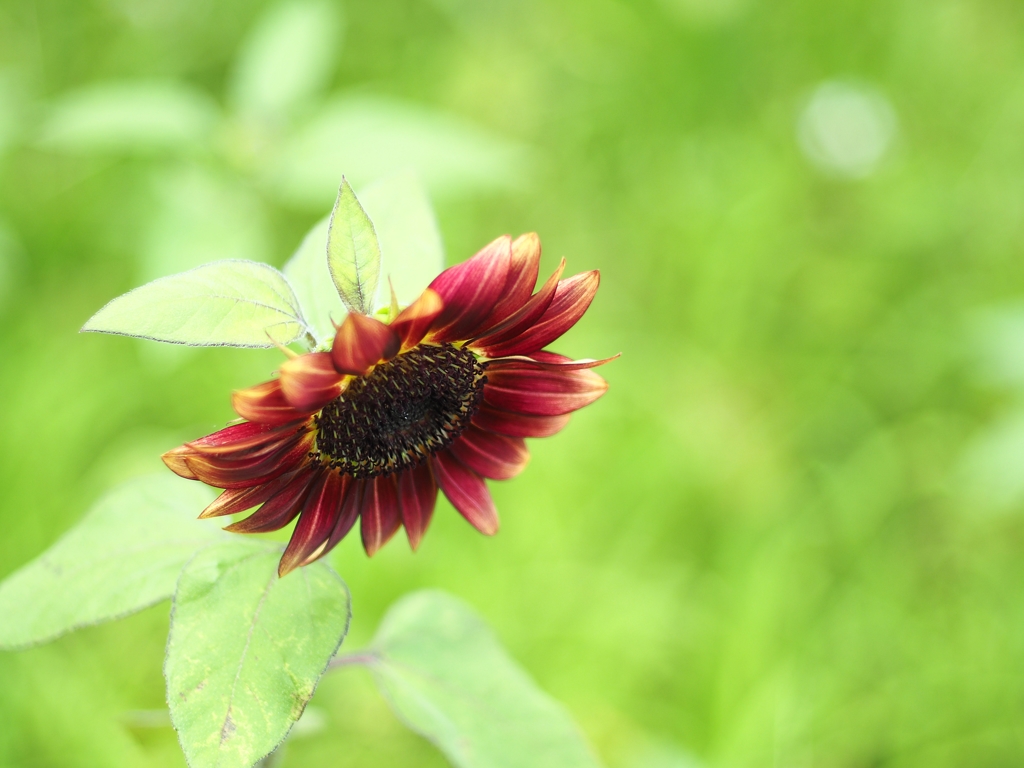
[2, 0, 1024, 766]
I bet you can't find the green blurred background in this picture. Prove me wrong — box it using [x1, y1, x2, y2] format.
[2, 0, 1024, 765]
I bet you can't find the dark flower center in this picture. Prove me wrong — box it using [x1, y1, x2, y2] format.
[314, 343, 486, 479]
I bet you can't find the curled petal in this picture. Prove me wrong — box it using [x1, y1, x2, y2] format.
[200, 467, 310, 518]
[483, 365, 608, 417]
[472, 403, 571, 438]
[482, 271, 600, 358]
[183, 432, 314, 489]
[471, 259, 564, 352]
[432, 451, 499, 535]
[427, 236, 511, 343]
[331, 313, 400, 376]
[324, 478, 365, 553]
[486, 352, 620, 372]
[390, 288, 443, 350]
[397, 462, 437, 551]
[279, 470, 350, 576]
[482, 232, 542, 329]
[361, 475, 401, 556]
[233, 380, 310, 425]
[224, 466, 319, 534]
[450, 425, 530, 480]
[280, 352, 345, 412]
[162, 447, 198, 480]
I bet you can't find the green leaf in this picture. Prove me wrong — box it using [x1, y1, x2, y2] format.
[0, 475, 222, 650]
[229, 0, 343, 121]
[326, 178, 381, 315]
[360, 590, 603, 768]
[166, 540, 350, 768]
[359, 171, 445, 309]
[282, 214, 342, 346]
[82, 260, 310, 348]
[37, 81, 219, 154]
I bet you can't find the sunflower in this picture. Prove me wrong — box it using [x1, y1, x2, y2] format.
[163, 234, 612, 576]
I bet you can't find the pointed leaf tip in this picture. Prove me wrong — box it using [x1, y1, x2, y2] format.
[327, 177, 381, 316]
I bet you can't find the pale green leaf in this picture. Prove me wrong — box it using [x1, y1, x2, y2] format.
[82, 260, 310, 348]
[362, 590, 603, 768]
[37, 81, 219, 154]
[326, 178, 381, 315]
[282, 214, 343, 346]
[359, 170, 445, 309]
[166, 540, 350, 768]
[229, 0, 343, 120]
[265, 95, 531, 208]
[0, 475, 222, 650]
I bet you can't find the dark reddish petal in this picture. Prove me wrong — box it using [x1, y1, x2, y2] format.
[360, 475, 401, 556]
[482, 232, 542, 329]
[199, 467, 308, 518]
[483, 365, 608, 416]
[449, 425, 530, 480]
[224, 466, 319, 534]
[331, 313, 400, 376]
[397, 462, 437, 551]
[432, 451, 499, 535]
[427, 236, 511, 342]
[183, 433, 314, 489]
[278, 470, 349, 576]
[486, 352, 620, 372]
[324, 478, 365, 552]
[184, 421, 285, 453]
[470, 259, 564, 352]
[472, 402, 572, 438]
[280, 352, 345, 412]
[390, 288, 443, 350]
[481, 271, 600, 358]
[233, 380, 310, 425]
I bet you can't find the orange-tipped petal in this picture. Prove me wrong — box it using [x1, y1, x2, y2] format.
[331, 313, 400, 376]
[481, 232, 542, 329]
[427, 235, 511, 343]
[233, 380, 310, 425]
[224, 466, 318, 533]
[162, 447, 198, 479]
[482, 270, 600, 358]
[449, 425, 530, 481]
[472, 403, 571, 438]
[279, 470, 349, 576]
[360, 475, 401, 556]
[280, 352, 345, 412]
[397, 462, 437, 551]
[390, 288, 444, 350]
[183, 432, 313, 489]
[483, 364, 608, 417]
[432, 451, 499, 535]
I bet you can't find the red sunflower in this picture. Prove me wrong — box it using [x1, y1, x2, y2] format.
[163, 234, 613, 576]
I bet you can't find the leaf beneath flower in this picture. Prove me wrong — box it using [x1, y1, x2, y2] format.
[0, 475, 223, 650]
[82, 259, 310, 347]
[357, 590, 603, 768]
[166, 540, 350, 768]
[326, 177, 381, 316]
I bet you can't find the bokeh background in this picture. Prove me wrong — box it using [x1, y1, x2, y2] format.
[2, 0, 1024, 765]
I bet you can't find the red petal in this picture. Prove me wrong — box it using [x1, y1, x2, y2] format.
[183, 433, 314, 489]
[390, 288, 444, 350]
[472, 402, 571, 438]
[397, 462, 437, 551]
[224, 466, 318, 534]
[432, 451, 499, 535]
[162, 448, 198, 479]
[324, 478, 365, 552]
[233, 380, 310, 425]
[486, 352, 619, 372]
[360, 475, 402, 556]
[280, 352, 345, 412]
[471, 259, 564, 352]
[481, 232, 542, 329]
[331, 313, 400, 376]
[481, 271, 600, 358]
[427, 236, 511, 342]
[278, 470, 349, 576]
[483, 365, 608, 416]
[184, 422, 286, 453]
[449, 425, 529, 480]
[199, 467, 308, 518]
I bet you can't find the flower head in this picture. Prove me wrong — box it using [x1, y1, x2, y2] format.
[163, 234, 613, 576]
